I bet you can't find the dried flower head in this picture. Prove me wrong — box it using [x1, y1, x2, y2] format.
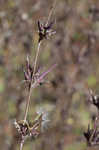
[29, 113, 43, 137]
[31, 63, 57, 88]
[88, 89, 99, 110]
[84, 124, 94, 146]
[23, 56, 57, 90]
[84, 123, 99, 146]
[14, 120, 30, 141]
[23, 56, 44, 89]
[14, 114, 43, 141]
[38, 20, 56, 43]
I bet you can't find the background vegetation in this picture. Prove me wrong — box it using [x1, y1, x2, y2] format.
[0, 0, 99, 149]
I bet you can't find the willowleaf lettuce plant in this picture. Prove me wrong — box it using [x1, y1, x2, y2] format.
[14, 1, 57, 149]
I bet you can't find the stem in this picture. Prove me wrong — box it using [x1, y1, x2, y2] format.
[46, 0, 57, 26]
[33, 42, 41, 77]
[20, 140, 24, 150]
[24, 0, 57, 121]
[24, 42, 41, 121]
[24, 88, 32, 121]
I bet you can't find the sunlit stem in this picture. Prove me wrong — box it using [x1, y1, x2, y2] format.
[20, 140, 24, 150]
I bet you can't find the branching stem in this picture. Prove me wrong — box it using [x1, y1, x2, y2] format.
[20, 2, 57, 150]
[24, 41, 42, 121]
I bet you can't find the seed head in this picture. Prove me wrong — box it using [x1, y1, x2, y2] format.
[38, 20, 56, 43]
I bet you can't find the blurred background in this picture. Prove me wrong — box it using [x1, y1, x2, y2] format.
[0, 0, 99, 149]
